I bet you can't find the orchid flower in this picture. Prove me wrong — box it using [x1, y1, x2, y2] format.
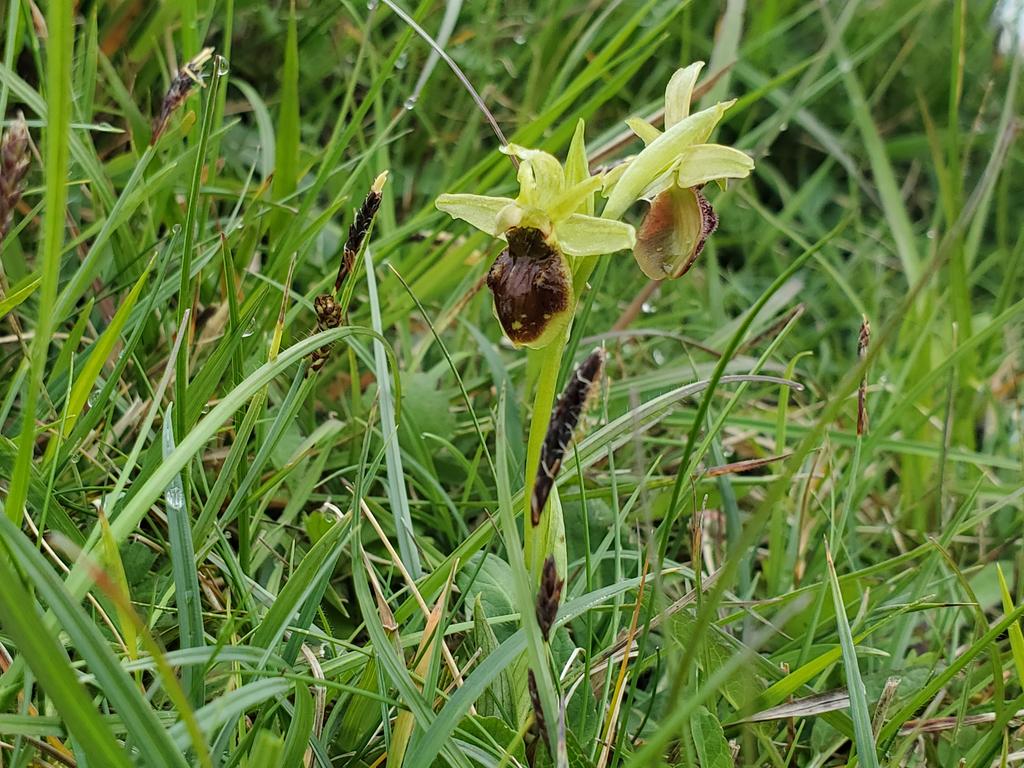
[436, 142, 635, 348]
[603, 61, 754, 279]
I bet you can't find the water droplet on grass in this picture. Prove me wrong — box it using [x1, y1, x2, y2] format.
[165, 483, 185, 511]
[403, 96, 417, 110]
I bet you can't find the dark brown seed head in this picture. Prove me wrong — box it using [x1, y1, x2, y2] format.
[309, 173, 387, 376]
[486, 226, 572, 348]
[535, 555, 563, 641]
[335, 171, 387, 293]
[531, 348, 605, 525]
[858, 315, 871, 359]
[527, 669, 548, 751]
[152, 47, 214, 144]
[314, 294, 343, 330]
[0, 113, 30, 240]
[308, 295, 344, 375]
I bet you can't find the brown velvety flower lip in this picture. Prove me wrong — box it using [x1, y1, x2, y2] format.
[485, 226, 571, 346]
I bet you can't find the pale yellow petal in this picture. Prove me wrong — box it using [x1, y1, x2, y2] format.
[503, 144, 565, 209]
[548, 174, 605, 222]
[626, 117, 662, 145]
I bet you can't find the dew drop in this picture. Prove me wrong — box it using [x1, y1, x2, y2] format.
[367, 0, 379, 9]
[403, 96, 417, 111]
[513, 32, 526, 45]
[653, 349, 666, 365]
[641, 301, 655, 314]
[87, 390, 100, 407]
[165, 482, 185, 511]
[395, 51, 408, 70]
[215, 56, 230, 76]
[241, 318, 257, 338]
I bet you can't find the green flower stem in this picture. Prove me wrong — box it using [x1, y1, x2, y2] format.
[523, 216, 622, 582]
[523, 339, 563, 583]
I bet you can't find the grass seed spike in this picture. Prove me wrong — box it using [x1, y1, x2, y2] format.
[309, 171, 388, 374]
[530, 347, 605, 525]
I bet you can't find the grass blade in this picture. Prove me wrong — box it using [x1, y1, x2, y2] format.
[824, 542, 880, 768]
[6, 0, 73, 524]
[365, 247, 421, 577]
[163, 402, 205, 708]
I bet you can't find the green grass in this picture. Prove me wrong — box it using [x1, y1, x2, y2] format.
[0, 0, 1022, 766]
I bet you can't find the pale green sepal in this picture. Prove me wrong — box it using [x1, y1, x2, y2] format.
[564, 119, 591, 195]
[664, 61, 704, 128]
[673, 144, 754, 189]
[435, 194, 515, 236]
[556, 214, 636, 257]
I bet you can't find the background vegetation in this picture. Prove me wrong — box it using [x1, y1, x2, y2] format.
[0, 0, 1022, 765]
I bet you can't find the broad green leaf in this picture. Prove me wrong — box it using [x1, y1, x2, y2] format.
[458, 554, 516, 640]
[691, 707, 731, 768]
[471, 595, 528, 723]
